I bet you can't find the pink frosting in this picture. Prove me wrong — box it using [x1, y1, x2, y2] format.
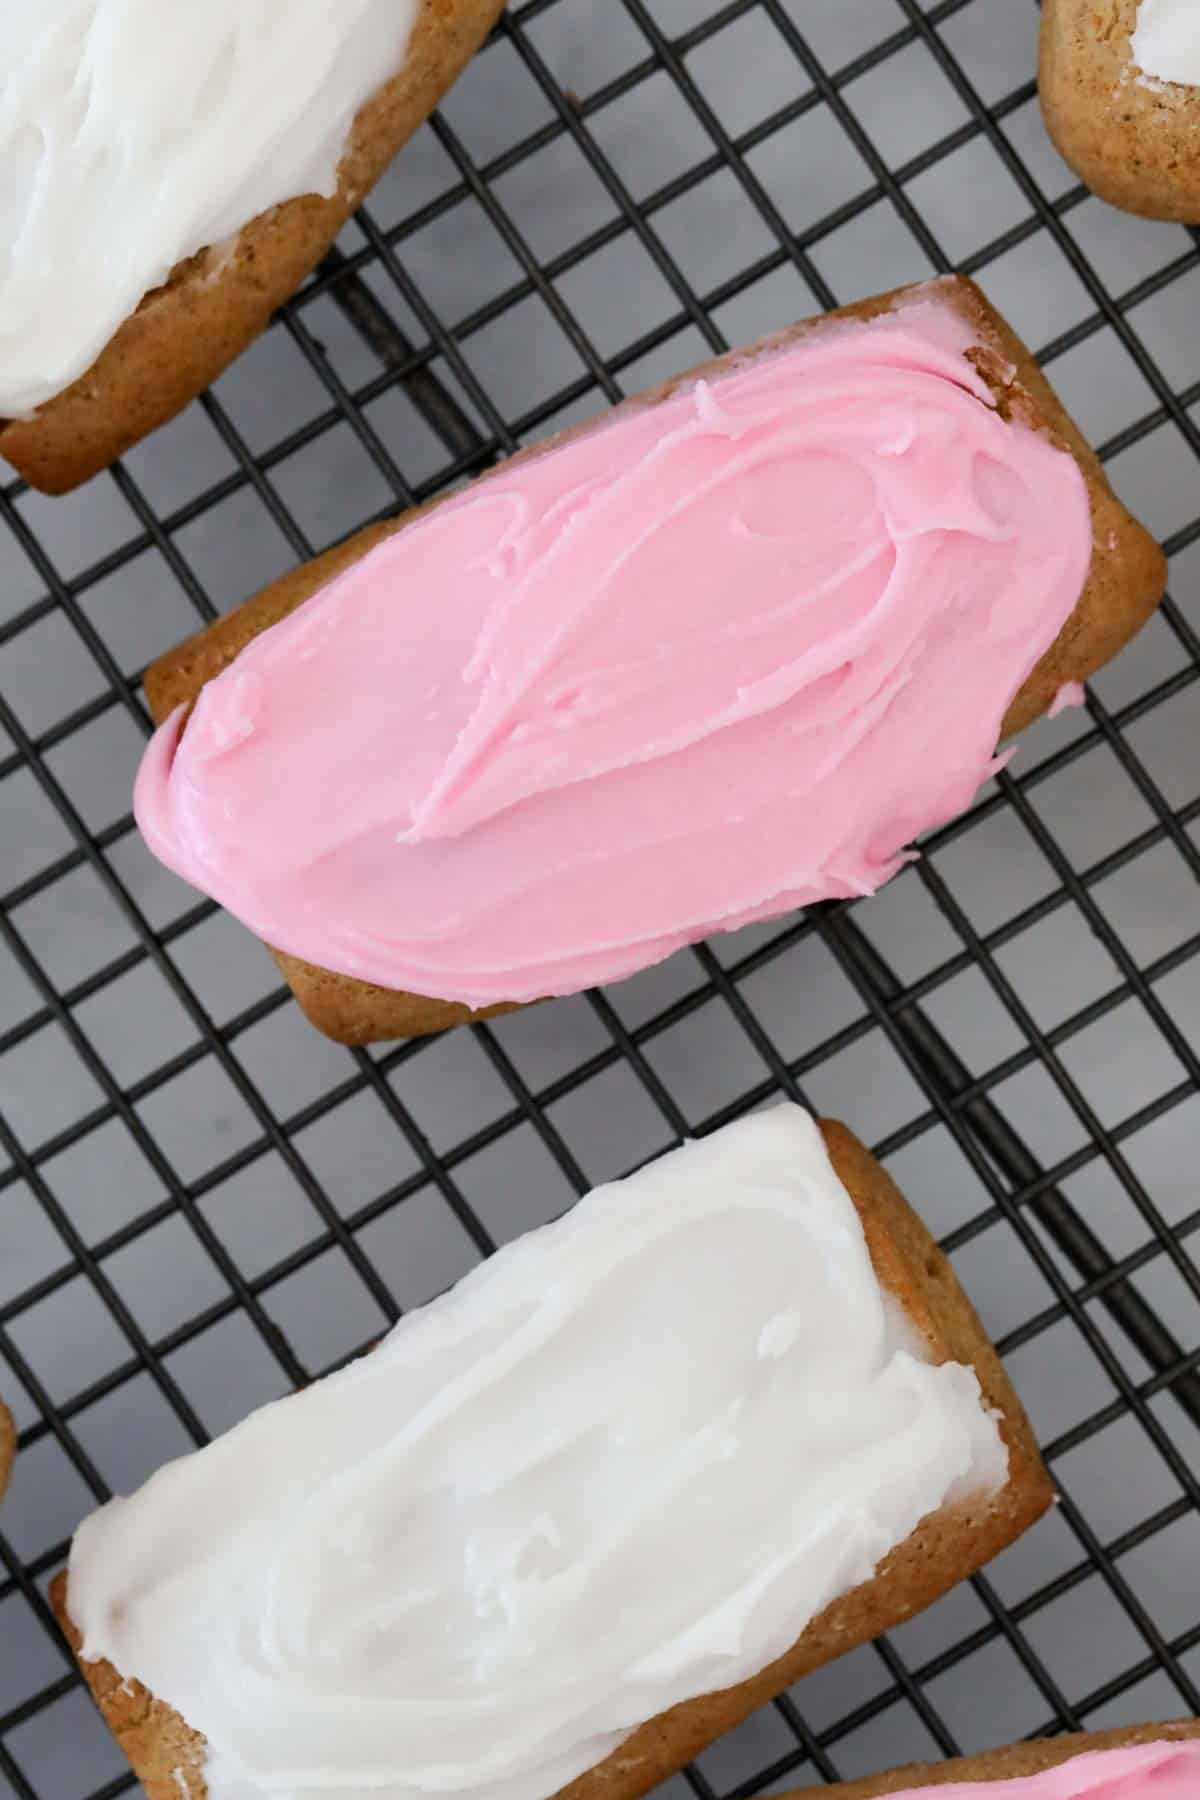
[135, 290, 1093, 1006]
[1049, 679, 1087, 718]
[874, 1741, 1200, 1798]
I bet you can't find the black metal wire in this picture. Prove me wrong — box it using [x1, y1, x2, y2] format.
[1, 2, 1198, 1796]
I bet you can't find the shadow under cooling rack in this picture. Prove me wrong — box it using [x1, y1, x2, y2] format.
[2, 3, 1200, 1797]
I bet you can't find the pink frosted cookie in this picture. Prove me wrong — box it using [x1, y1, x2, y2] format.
[138, 276, 1164, 1044]
[807, 1721, 1200, 1798]
[1041, 0, 1200, 221]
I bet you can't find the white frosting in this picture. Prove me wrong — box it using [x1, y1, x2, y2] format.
[69, 1105, 1007, 1800]
[0, 0, 419, 417]
[1131, 0, 1200, 85]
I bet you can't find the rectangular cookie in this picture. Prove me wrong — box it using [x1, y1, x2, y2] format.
[1040, 0, 1200, 220]
[53, 1116, 1054, 1800]
[802, 1720, 1200, 1796]
[0, 0, 507, 495]
[141, 273, 1165, 1046]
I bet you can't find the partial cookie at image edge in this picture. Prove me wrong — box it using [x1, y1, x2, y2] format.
[0, 1399, 13, 1502]
[141, 274, 1166, 1046]
[803, 1718, 1200, 1797]
[1040, 0, 1200, 221]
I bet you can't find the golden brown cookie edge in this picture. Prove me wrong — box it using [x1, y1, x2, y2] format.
[801, 1717, 1200, 1797]
[1040, 0, 1200, 223]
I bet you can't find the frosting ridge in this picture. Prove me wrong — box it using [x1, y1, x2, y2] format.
[1131, 0, 1200, 85]
[135, 294, 1094, 1006]
[68, 1106, 1007, 1800]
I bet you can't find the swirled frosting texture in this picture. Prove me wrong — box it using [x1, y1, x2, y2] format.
[0, 0, 417, 416]
[135, 294, 1093, 1006]
[70, 1106, 1007, 1800]
[878, 1742, 1200, 1798]
[1131, 0, 1200, 85]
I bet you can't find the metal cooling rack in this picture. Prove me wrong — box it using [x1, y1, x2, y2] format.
[2, 2, 1199, 1796]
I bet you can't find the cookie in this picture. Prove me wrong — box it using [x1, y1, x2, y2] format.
[807, 1719, 1200, 1796]
[1040, 0, 1200, 220]
[0, 0, 508, 494]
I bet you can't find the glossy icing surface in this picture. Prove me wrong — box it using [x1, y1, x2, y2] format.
[135, 290, 1093, 1007]
[70, 1106, 1007, 1800]
[876, 1741, 1200, 1798]
[1131, 0, 1200, 85]
[0, 0, 417, 415]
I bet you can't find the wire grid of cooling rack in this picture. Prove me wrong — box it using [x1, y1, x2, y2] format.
[2, 2, 1200, 1796]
